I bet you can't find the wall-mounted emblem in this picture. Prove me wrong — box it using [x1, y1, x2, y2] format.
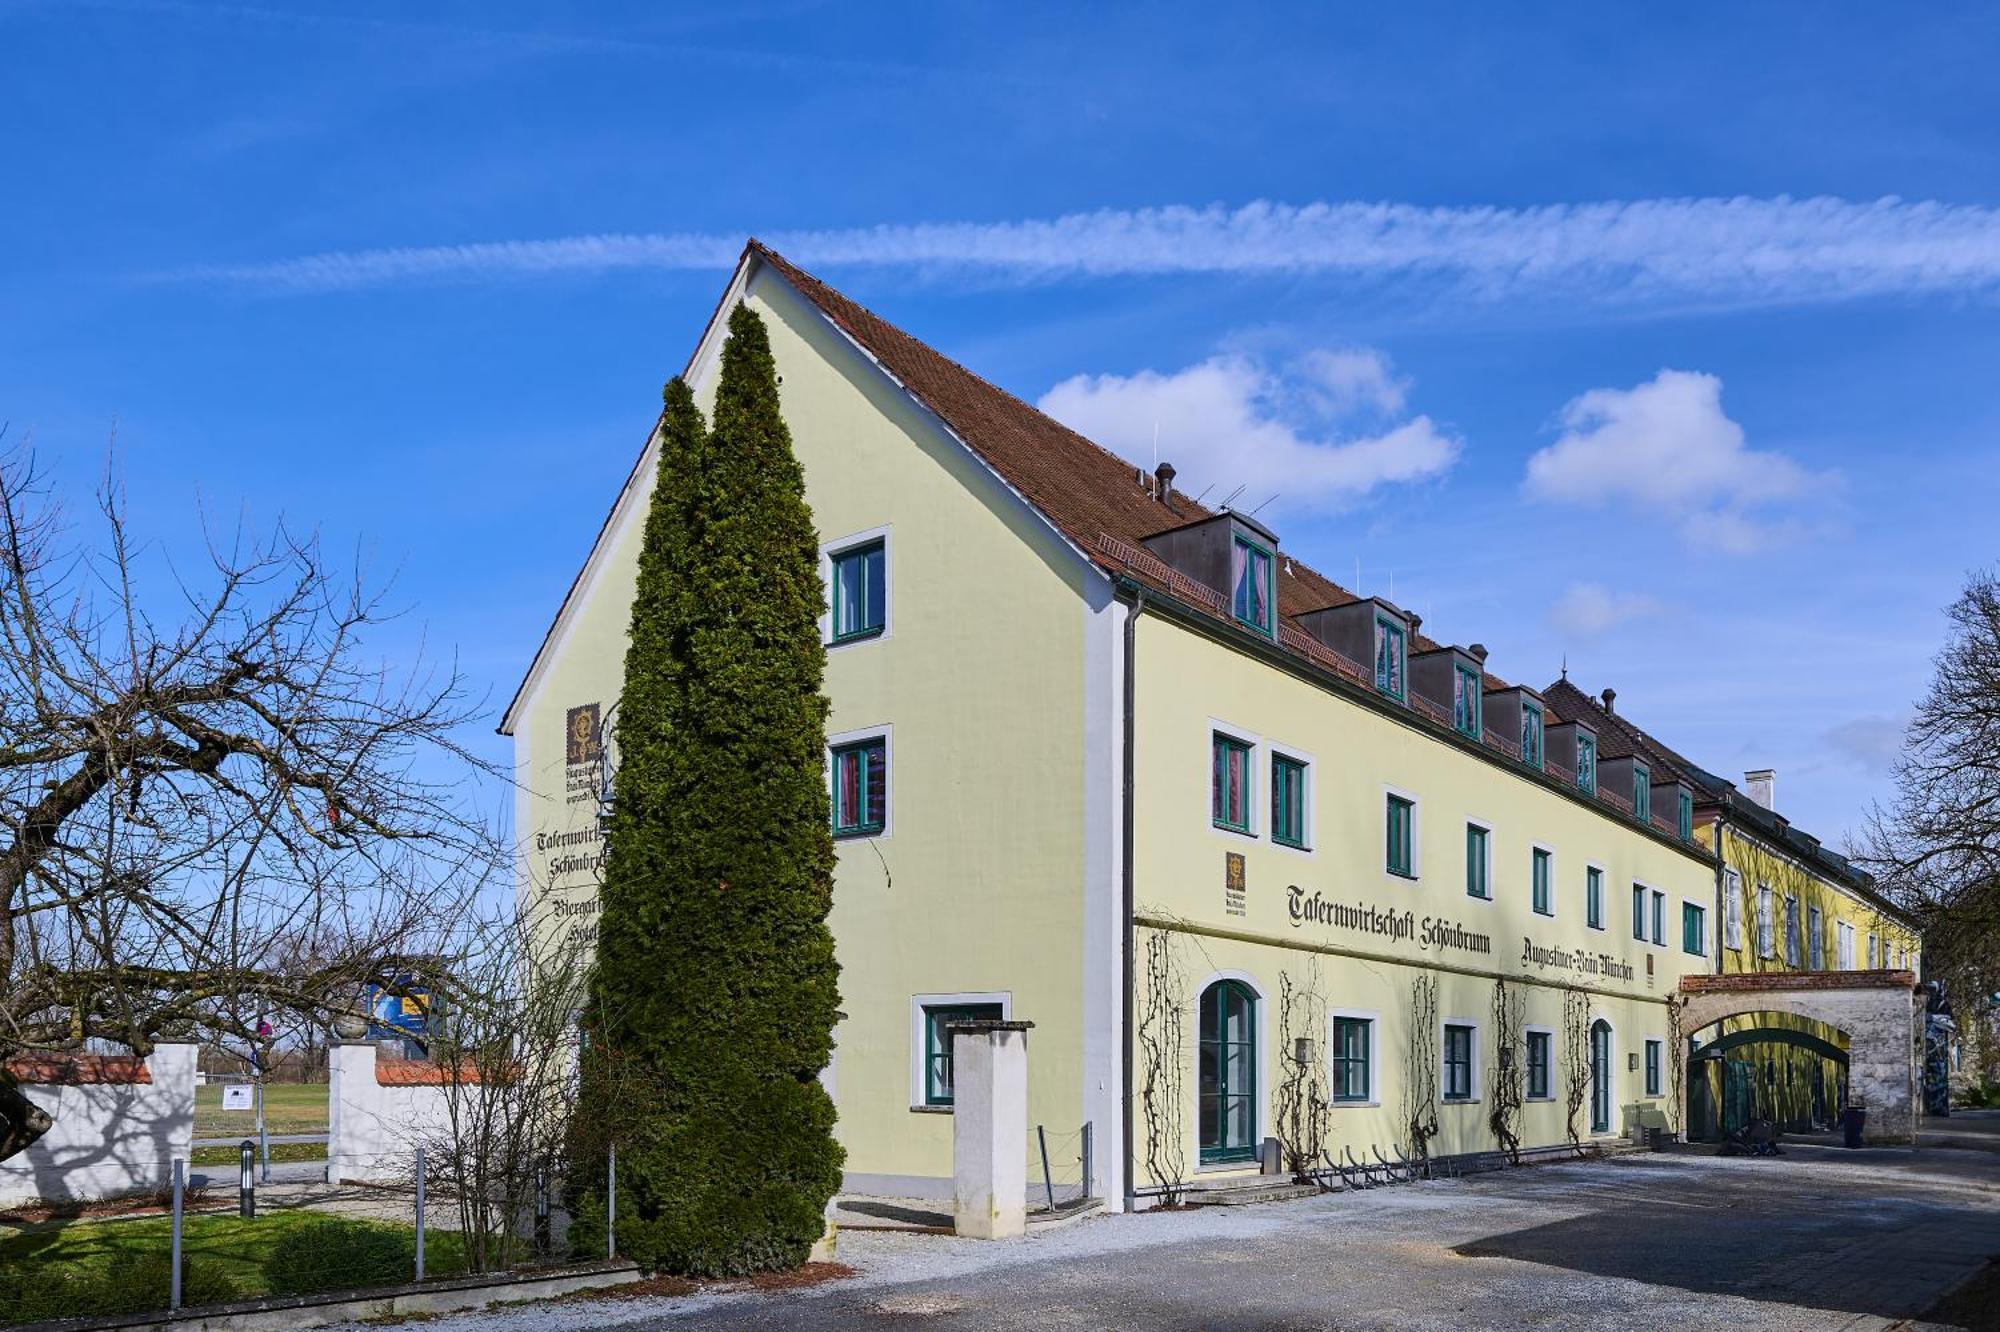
[1225, 852, 1247, 917]
[566, 703, 603, 766]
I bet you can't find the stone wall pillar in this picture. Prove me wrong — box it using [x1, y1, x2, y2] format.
[951, 1020, 1033, 1240]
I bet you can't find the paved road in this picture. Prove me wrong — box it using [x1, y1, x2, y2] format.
[388, 1142, 2000, 1332]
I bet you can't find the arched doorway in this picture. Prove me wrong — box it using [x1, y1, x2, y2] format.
[1684, 1023, 1850, 1141]
[1198, 979, 1257, 1165]
[1589, 1019, 1612, 1134]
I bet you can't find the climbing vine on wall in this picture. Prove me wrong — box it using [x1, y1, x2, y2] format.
[1136, 928, 1189, 1205]
[1404, 972, 1441, 1169]
[1488, 975, 1527, 1165]
[1275, 965, 1331, 1183]
[1561, 986, 1594, 1154]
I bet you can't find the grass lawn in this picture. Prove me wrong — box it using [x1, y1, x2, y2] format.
[193, 1082, 328, 1137]
[0, 1209, 465, 1305]
[189, 1142, 327, 1167]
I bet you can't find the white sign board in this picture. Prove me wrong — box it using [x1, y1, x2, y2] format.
[221, 1085, 254, 1111]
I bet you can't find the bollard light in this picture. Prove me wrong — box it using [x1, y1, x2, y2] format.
[239, 1139, 256, 1219]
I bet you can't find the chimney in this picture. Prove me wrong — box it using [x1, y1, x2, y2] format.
[1468, 643, 1488, 662]
[1154, 461, 1177, 507]
[1601, 687, 1617, 714]
[1744, 769, 1776, 811]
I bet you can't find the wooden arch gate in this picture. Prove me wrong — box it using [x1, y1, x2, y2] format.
[1674, 971, 1923, 1145]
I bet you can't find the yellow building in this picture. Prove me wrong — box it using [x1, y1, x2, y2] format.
[504, 243, 1724, 1208]
[1544, 683, 1922, 1136]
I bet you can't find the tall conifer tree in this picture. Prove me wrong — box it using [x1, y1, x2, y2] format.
[583, 308, 843, 1275]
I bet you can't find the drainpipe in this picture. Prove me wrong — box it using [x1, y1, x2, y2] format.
[1712, 804, 1729, 977]
[1121, 583, 1145, 1213]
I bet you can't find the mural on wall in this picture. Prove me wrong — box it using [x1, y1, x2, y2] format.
[530, 700, 616, 948]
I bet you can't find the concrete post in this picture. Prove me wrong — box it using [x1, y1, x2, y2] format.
[951, 1020, 1034, 1240]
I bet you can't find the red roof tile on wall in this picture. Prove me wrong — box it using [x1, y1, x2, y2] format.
[4, 1055, 152, 1085]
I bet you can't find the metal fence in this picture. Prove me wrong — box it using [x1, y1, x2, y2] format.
[1032, 1122, 1095, 1213]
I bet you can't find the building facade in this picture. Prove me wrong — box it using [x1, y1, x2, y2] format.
[507, 243, 1868, 1207]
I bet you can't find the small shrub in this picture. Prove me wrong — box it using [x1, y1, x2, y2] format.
[0, 1256, 238, 1323]
[264, 1218, 413, 1295]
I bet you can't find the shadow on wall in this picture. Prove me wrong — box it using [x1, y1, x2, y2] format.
[0, 1045, 197, 1209]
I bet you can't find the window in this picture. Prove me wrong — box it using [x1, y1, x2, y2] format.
[829, 539, 886, 642]
[1212, 733, 1253, 834]
[922, 1002, 1003, 1105]
[1520, 700, 1544, 770]
[1231, 537, 1274, 636]
[1374, 616, 1406, 701]
[1678, 789, 1693, 841]
[1651, 889, 1666, 947]
[1632, 883, 1647, 941]
[831, 737, 887, 838]
[1270, 753, 1308, 849]
[1199, 980, 1258, 1162]
[1867, 933, 1878, 969]
[1465, 824, 1490, 900]
[1757, 884, 1774, 958]
[1632, 763, 1651, 823]
[1723, 869, 1744, 949]
[1586, 866, 1605, 930]
[1784, 895, 1801, 968]
[1386, 795, 1416, 877]
[1838, 920, 1856, 970]
[1453, 665, 1482, 738]
[1644, 1039, 1663, 1097]
[1526, 1031, 1552, 1099]
[1532, 848, 1553, 916]
[1331, 1016, 1372, 1103]
[1576, 732, 1597, 794]
[1443, 1023, 1474, 1101]
[1682, 902, 1706, 956]
[1807, 906, 1824, 970]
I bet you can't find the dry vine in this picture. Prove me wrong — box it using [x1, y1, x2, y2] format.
[1403, 971, 1440, 1169]
[1488, 975, 1526, 1165]
[1560, 986, 1593, 1153]
[1136, 928, 1189, 1205]
[1275, 965, 1331, 1183]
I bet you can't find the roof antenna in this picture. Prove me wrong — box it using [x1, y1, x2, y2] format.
[1355, 556, 1362, 593]
[1247, 492, 1280, 515]
[1152, 421, 1159, 473]
[1191, 483, 1216, 506]
[1561, 654, 1569, 681]
[1219, 484, 1246, 509]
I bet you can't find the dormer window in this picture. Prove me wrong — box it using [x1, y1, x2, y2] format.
[1520, 700, 1544, 771]
[1231, 535, 1274, 637]
[1576, 733, 1597, 794]
[1633, 762, 1651, 822]
[1452, 665, 1482, 738]
[1374, 615, 1406, 701]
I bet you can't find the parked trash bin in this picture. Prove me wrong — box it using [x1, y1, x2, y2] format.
[1841, 1105, 1867, 1148]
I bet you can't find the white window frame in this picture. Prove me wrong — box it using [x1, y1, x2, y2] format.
[1723, 868, 1744, 950]
[1757, 883, 1775, 959]
[1268, 743, 1316, 857]
[1530, 843, 1557, 918]
[1867, 933, 1878, 968]
[827, 723, 894, 840]
[1463, 818, 1494, 903]
[1783, 893, 1801, 968]
[1207, 719, 1263, 842]
[1523, 1024, 1557, 1101]
[1440, 1017, 1482, 1103]
[1837, 920, 1856, 970]
[1585, 862, 1606, 931]
[819, 524, 893, 649]
[909, 990, 1010, 1111]
[1806, 904, 1824, 971]
[1326, 1007, 1382, 1107]
[1383, 784, 1422, 881]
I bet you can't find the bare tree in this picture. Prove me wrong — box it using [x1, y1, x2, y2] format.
[1560, 987, 1593, 1153]
[1487, 975, 1525, 1165]
[1135, 928, 1189, 1206]
[1273, 965, 1330, 1183]
[0, 448, 499, 1152]
[1403, 972, 1440, 1169]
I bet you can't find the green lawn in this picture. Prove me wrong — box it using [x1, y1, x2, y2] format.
[193, 1082, 328, 1137]
[189, 1142, 327, 1167]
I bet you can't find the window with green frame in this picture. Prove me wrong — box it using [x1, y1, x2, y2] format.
[922, 1002, 1002, 1105]
[829, 539, 886, 642]
[1520, 700, 1544, 770]
[1651, 889, 1666, 946]
[1632, 883, 1647, 941]
[1586, 866, 1605, 930]
[1373, 616, 1406, 701]
[1230, 536, 1274, 637]
[1198, 980, 1257, 1163]
[1331, 1016, 1371, 1102]
[1576, 732, 1597, 794]
[1442, 1023, 1474, 1100]
[1212, 733, 1253, 834]
[1633, 763, 1651, 822]
[1271, 753, 1308, 848]
[1452, 664, 1482, 738]
[1682, 901, 1707, 956]
[1464, 824, 1489, 899]
[1532, 847, 1553, 916]
[830, 737, 887, 838]
[1525, 1030, 1552, 1099]
[1644, 1039, 1663, 1097]
[1678, 788, 1693, 841]
[1386, 794, 1415, 877]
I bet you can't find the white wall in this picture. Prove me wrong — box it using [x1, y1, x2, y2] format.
[0, 1044, 197, 1207]
[326, 1043, 457, 1184]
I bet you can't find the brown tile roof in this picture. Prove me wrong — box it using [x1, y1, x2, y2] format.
[1541, 677, 1719, 792]
[4, 1055, 151, 1085]
[375, 1057, 510, 1086]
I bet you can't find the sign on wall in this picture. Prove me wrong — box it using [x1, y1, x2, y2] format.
[221, 1085, 253, 1111]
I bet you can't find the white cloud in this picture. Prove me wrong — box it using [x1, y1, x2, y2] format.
[1037, 352, 1458, 515]
[177, 195, 2000, 301]
[1824, 715, 1909, 775]
[1547, 581, 1664, 638]
[1524, 369, 1836, 553]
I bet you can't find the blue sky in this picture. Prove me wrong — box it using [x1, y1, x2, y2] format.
[6, 1, 2000, 844]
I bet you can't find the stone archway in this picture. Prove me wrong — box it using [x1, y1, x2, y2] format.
[1675, 971, 1922, 1144]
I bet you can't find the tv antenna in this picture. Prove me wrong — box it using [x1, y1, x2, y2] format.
[1247, 493, 1279, 516]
